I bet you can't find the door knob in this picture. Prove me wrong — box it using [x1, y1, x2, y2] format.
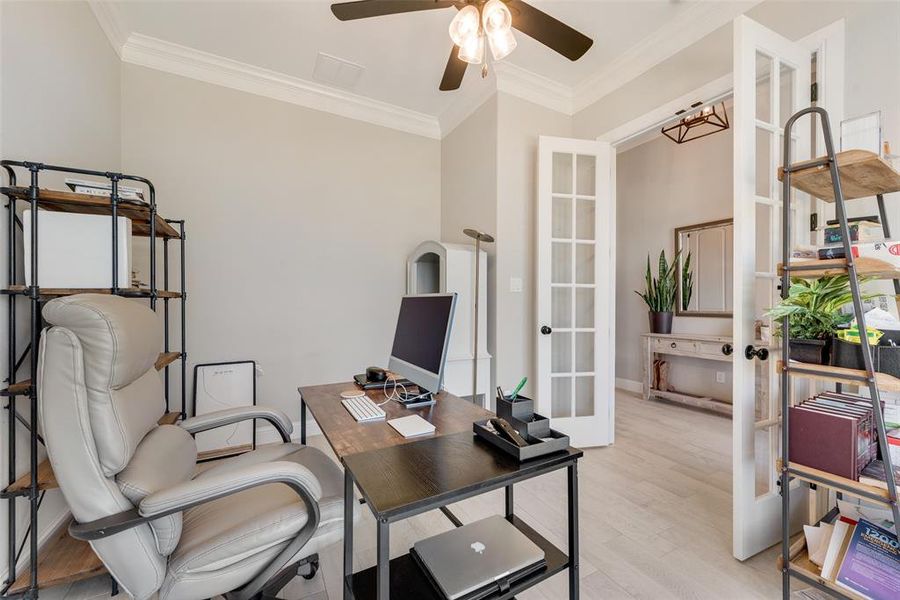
[744, 345, 769, 361]
[540, 325, 552, 335]
[722, 343, 733, 356]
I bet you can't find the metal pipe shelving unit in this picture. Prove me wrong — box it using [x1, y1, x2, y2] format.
[779, 108, 900, 599]
[0, 160, 187, 599]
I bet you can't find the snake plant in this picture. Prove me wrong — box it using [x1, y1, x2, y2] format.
[635, 250, 681, 312]
[681, 251, 694, 311]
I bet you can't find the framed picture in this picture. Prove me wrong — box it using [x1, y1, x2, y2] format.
[192, 360, 256, 461]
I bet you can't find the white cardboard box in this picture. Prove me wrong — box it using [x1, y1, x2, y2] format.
[23, 210, 132, 288]
[847, 241, 900, 320]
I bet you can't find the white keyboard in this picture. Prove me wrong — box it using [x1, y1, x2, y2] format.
[341, 394, 386, 422]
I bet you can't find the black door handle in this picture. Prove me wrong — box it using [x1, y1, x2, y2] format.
[745, 345, 769, 361]
[722, 343, 733, 356]
[540, 325, 552, 335]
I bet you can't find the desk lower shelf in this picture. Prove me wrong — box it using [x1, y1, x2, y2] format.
[345, 516, 567, 600]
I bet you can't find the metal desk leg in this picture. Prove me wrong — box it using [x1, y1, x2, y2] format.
[568, 463, 580, 599]
[300, 397, 307, 445]
[505, 484, 514, 518]
[343, 471, 354, 600]
[377, 518, 390, 600]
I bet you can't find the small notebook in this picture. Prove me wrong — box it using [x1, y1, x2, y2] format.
[388, 415, 435, 438]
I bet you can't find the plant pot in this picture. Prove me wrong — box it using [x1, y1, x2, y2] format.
[649, 311, 673, 334]
[789, 337, 831, 365]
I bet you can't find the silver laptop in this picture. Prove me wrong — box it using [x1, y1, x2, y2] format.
[412, 515, 545, 600]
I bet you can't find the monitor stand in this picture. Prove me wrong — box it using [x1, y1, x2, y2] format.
[397, 388, 436, 409]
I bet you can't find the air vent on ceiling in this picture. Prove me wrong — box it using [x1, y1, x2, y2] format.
[313, 52, 364, 90]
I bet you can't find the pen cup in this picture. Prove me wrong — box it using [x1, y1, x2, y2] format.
[497, 395, 534, 422]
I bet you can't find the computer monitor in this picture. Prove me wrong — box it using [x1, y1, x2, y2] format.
[387, 293, 457, 399]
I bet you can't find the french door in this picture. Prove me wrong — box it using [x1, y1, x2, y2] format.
[536, 136, 614, 448]
[732, 15, 811, 560]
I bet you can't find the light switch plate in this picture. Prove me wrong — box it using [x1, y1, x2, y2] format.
[716, 371, 726, 384]
[510, 277, 523, 293]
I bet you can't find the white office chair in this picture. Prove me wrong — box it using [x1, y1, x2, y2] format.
[37, 294, 352, 600]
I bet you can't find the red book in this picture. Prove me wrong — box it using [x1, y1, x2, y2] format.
[789, 406, 860, 479]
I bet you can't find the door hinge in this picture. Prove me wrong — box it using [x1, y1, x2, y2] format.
[810, 212, 818, 232]
[810, 82, 818, 103]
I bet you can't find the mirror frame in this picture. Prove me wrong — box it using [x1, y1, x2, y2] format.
[674, 218, 734, 318]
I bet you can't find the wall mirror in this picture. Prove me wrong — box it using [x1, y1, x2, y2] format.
[674, 218, 734, 317]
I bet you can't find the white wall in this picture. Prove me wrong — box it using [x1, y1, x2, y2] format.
[121, 64, 442, 423]
[0, 0, 122, 582]
[615, 127, 733, 399]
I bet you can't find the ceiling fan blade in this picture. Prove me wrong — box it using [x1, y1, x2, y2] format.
[331, 0, 456, 21]
[506, 0, 593, 61]
[439, 45, 467, 91]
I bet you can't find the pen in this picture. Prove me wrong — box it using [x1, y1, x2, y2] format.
[497, 386, 505, 402]
[510, 377, 527, 400]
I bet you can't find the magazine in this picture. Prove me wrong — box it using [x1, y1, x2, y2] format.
[835, 519, 900, 600]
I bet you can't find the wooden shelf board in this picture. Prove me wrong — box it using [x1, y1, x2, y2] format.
[4, 285, 181, 299]
[779, 459, 894, 505]
[648, 388, 732, 416]
[7, 521, 106, 594]
[777, 149, 900, 202]
[197, 444, 253, 462]
[777, 256, 900, 280]
[1, 186, 180, 239]
[778, 359, 900, 393]
[154, 351, 181, 371]
[158, 412, 180, 426]
[779, 538, 868, 600]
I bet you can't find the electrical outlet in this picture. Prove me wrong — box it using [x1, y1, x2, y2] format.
[716, 371, 726, 384]
[510, 277, 523, 293]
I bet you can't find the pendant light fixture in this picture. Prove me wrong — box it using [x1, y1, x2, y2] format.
[662, 101, 730, 144]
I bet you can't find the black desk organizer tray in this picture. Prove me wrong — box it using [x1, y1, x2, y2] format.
[473, 396, 570, 461]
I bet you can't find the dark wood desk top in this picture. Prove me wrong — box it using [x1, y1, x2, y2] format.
[343, 431, 582, 520]
[297, 382, 494, 460]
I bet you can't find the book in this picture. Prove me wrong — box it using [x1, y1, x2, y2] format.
[835, 519, 900, 600]
[64, 178, 145, 201]
[859, 460, 900, 493]
[821, 518, 853, 581]
[789, 405, 864, 479]
[823, 221, 883, 244]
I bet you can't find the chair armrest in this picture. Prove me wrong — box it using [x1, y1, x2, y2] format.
[179, 406, 293, 442]
[70, 461, 321, 541]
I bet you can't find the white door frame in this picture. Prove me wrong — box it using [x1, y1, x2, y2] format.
[595, 18, 845, 560]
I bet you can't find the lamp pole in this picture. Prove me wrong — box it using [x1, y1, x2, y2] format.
[463, 228, 494, 406]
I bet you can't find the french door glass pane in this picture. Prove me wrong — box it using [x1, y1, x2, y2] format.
[575, 199, 595, 240]
[552, 287, 572, 328]
[552, 332, 572, 372]
[576, 288, 594, 328]
[575, 376, 594, 417]
[552, 153, 573, 194]
[756, 51, 773, 124]
[755, 203, 772, 271]
[551, 377, 572, 418]
[575, 332, 593, 372]
[755, 128, 772, 198]
[552, 242, 572, 283]
[575, 244, 595, 284]
[779, 62, 796, 129]
[576, 154, 595, 196]
[553, 196, 573, 239]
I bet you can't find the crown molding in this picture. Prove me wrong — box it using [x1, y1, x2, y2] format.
[493, 61, 573, 115]
[120, 34, 442, 139]
[572, 0, 761, 114]
[88, 1, 126, 57]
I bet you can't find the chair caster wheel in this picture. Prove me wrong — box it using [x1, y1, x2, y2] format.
[300, 559, 319, 580]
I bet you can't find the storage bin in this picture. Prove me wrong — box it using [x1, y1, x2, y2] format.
[831, 335, 900, 378]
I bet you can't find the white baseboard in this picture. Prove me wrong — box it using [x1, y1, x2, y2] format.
[615, 378, 643, 394]
[256, 419, 321, 445]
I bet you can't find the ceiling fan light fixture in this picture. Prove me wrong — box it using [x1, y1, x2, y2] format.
[488, 28, 517, 61]
[458, 31, 485, 64]
[449, 5, 480, 46]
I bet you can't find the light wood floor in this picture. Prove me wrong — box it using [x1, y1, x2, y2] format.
[57, 390, 792, 600]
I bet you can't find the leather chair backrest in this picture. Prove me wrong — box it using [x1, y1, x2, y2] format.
[38, 295, 192, 600]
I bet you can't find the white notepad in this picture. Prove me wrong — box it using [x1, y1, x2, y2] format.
[388, 415, 435, 438]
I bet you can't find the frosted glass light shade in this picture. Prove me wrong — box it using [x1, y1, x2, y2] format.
[482, 0, 512, 36]
[458, 32, 485, 64]
[488, 28, 517, 60]
[449, 5, 480, 46]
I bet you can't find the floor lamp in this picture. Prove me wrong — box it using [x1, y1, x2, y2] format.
[463, 228, 494, 406]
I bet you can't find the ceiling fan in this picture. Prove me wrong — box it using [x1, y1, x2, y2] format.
[330, 0, 593, 91]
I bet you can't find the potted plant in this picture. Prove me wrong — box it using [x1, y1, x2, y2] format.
[765, 275, 870, 365]
[636, 250, 680, 334]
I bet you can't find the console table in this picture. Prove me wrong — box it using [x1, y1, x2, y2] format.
[641, 332, 734, 415]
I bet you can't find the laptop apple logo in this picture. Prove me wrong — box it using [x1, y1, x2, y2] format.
[470, 541, 486, 555]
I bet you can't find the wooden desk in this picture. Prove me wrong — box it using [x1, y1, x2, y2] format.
[296, 382, 493, 457]
[296, 382, 582, 600]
